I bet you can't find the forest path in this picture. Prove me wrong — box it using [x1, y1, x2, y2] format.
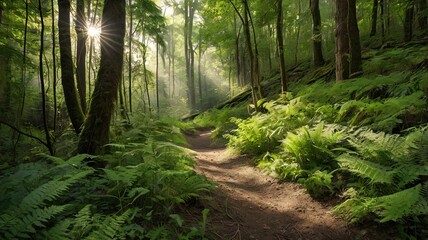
[185, 129, 354, 240]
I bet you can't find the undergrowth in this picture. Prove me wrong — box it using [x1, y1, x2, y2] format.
[0, 116, 213, 239]
[214, 45, 428, 238]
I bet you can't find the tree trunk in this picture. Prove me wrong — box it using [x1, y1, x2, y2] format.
[184, 0, 196, 111]
[51, 0, 57, 131]
[58, 0, 85, 133]
[75, 0, 87, 113]
[243, 0, 263, 99]
[370, 0, 378, 36]
[189, 1, 196, 110]
[310, 0, 325, 67]
[348, 0, 363, 78]
[234, 14, 242, 87]
[142, 43, 151, 112]
[198, 36, 203, 109]
[380, 0, 385, 40]
[78, 0, 126, 155]
[277, 0, 287, 93]
[417, 0, 427, 34]
[171, 16, 176, 97]
[294, 0, 302, 66]
[335, 0, 350, 81]
[128, 0, 133, 113]
[38, 0, 53, 155]
[156, 42, 160, 115]
[404, 2, 414, 42]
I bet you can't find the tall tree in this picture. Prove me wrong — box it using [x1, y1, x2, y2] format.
[184, 0, 196, 111]
[310, 0, 325, 67]
[335, 0, 362, 81]
[38, 0, 53, 155]
[370, 0, 378, 36]
[51, 0, 58, 131]
[128, 0, 133, 113]
[75, 0, 87, 113]
[58, 0, 85, 133]
[404, 1, 414, 42]
[335, 0, 350, 81]
[277, 0, 287, 92]
[229, 0, 258, 110]
[78, 0, 126, 155]
[417, 0, 427, 33]
[348, 0, 363, 77]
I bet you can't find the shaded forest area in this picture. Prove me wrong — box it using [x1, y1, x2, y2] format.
[0, 0, 427, 239]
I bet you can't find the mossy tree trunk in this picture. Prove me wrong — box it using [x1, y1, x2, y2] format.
[335, 0, 362, 81]
[417, 0, 427, 34]
[310, 0, 325, 67]
[370, 0, 378, 36]
[58, 0, 85, 133]
[78, 0, 126, 155]
[404, 2, 414, 42]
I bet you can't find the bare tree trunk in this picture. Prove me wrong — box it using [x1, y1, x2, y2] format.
[243, 0, 263, 99]
[156, 42, 160, 115]
[380, 0, 385, 41]
[142, 43, 151, 112]
[76, 0, 87, 113]
[58, 0, 85, 133]
[38, 0, 53, 155]
[417, 0, 427, 34]
[198, 36, 203, 109]
[348, 0, 363, 78]
[78, 0, 126, 155]
[294, 0, 302, 66]
[234, 14, 242, 87]
[404, 2, 414, 42]
[51, 0, 57, 132]
[277, 0, 287, 93]
[310, 0, 325, 67]
[128, 0, 133, 113]
[370, 0, 378, 36]
[171, 16, 176, 97]
[335, 0, 350, 81]
[189, 1, 196, 109]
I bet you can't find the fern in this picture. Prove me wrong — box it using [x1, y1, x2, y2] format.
[373, 183, 428, 222]
[84, 209, 134, 240]
[336, 154, 395, 184]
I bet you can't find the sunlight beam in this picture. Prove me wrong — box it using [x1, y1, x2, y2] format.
[87, 25, 101, 38]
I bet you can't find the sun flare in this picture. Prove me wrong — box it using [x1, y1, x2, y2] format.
[87, 26, 101, 38]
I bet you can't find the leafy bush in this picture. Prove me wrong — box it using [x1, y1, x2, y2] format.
[0, 119, 214, 240]
[226, 97, 316, 155]
[333, 128, 428, 238]
[192, 105, 248, 139]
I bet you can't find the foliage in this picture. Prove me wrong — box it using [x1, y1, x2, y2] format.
[0, 119, 213, 239]
[192, 105, 248, 139]
[226, 96, 317, 155]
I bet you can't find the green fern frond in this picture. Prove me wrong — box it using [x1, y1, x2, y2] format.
[84, 209, 133, 240]
[42, 219, 72, 240]
[336, 154, 394, 184]
[20, 169, 93, 210]
[1, 204, 70, 239]
[373, 183, 428, 222]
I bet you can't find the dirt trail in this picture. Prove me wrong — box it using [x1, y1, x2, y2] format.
[186, 130, 356, 240]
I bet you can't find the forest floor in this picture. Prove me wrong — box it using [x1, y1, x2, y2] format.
[184, 129, 394, 240]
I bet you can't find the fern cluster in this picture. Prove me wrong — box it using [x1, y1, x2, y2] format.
[220, 47, 428, 238]
[0, 117, 213, 239]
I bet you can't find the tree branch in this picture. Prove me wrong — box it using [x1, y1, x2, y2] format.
[0, 120, 50, 150]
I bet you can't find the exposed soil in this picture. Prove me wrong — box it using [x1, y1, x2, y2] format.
[184, 129, 394, 240]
